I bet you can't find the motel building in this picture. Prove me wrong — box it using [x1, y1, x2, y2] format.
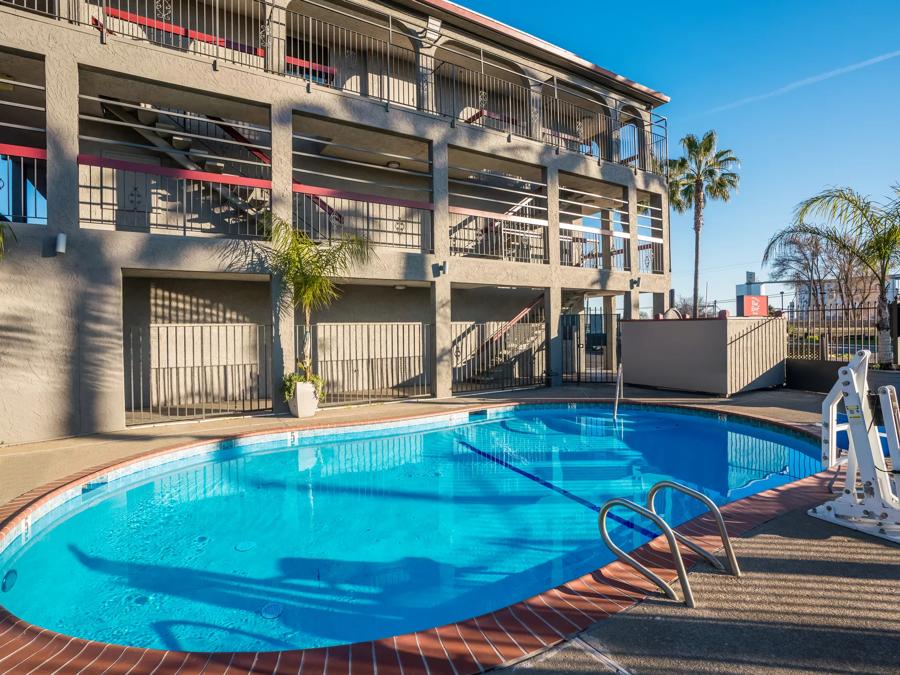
[0, 0, 670, 444]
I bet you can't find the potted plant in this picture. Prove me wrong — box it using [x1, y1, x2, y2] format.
[268, 215, 370, 417]
[281, 359, 325, 418]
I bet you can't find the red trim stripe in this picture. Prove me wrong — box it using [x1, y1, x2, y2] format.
[284, 56, 337, 77]
[77, 154, 272, 190]
[0, 144, 47, 160]
[103, 8, 265, 57]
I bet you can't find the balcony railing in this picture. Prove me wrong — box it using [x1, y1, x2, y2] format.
[449, 207, 548, 264]
[292, 185, 433, 252]
[560, 226, 630, 271]
[1, 0, 667, 175]
[0, 143, 47, 225]
[78, 154, 272, 237]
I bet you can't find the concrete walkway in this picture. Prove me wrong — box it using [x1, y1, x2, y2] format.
[0, 387, 823, 506]
[507, 508, 900, 674]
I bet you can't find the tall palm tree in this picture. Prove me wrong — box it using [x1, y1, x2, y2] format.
[668, 131, 740, 317]
[764, 185, 900, 366]
[268, 216, 370, 364]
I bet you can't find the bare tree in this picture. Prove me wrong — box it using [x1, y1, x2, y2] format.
[765, 232, 831, 310]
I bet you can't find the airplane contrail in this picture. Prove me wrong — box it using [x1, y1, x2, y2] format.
[706, 48, 900, 114]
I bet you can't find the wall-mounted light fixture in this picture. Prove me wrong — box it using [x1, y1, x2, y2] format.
[438, 260, 449, 276]
[629, 277, 641, 289]
[55, 233, 67, 255]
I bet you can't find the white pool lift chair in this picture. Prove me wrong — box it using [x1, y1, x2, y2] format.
[812, 349, 900, 543]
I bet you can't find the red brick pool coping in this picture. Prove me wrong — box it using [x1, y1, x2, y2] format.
[0, 400, 831, 674]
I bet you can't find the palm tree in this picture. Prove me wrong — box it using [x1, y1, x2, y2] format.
[0, 223, 15, 262]
[668, 131, 740, 317]
[268, 216, 370, 364]
[764, 185, 900, 366]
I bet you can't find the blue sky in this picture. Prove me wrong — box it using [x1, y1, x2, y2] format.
[461, 0, 900, 310]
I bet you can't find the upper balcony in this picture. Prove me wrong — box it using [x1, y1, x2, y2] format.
[0, 0, 668, 176]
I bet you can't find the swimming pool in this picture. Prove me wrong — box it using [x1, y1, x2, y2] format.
[0, 404, 819, 654]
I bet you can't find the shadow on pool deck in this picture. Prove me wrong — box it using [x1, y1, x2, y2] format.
[504, 508, 900, 675]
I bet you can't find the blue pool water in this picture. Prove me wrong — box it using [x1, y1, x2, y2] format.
[0, 404, 819, 652]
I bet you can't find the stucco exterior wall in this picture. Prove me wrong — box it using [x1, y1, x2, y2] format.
[621, 318, 786, 396]
[0, 4, 671, 444]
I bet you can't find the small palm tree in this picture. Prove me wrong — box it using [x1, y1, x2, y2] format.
[269, 216, 370, 365]
[0, 223, 15, 262]
[668, 131, 740, 317]
[764, 185, 900, 366]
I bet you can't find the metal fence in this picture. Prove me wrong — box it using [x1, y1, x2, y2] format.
[561, 310, 620, 383]
[296, 322, 433, 405]
[787, 304, 880, 361]
[125, 323, 273, 425]
[451, 320, 547, 393]
[1, 0, 667, 176]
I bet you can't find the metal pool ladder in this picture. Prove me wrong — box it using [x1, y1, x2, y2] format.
[612, 364, 624, 421]
[598, 481, 741, 608]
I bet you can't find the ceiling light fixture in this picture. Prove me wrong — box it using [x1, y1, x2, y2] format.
[386, 160, 401, 169]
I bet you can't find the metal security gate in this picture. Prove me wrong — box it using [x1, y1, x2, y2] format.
[297, 322, 434, 406]
[451, 320, 548, 393]
[561, 310, 620, 383]
[125, 323, 273, 425]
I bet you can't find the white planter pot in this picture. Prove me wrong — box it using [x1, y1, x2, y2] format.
[288, 382, 319, 418]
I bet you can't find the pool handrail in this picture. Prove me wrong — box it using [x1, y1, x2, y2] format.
[647, 480, 742, 577]
[598, 497, 696, 608]
[613, 363, 623, 421]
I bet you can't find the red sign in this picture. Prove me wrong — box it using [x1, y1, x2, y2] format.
[740, 295, 768, 317]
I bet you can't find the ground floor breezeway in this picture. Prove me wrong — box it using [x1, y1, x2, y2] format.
[120, 272, 666, 427]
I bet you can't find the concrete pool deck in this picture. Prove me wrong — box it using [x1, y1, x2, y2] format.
[0, 387, 896, 673]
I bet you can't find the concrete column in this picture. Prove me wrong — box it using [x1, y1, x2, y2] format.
[626, 183, 641, 279]
[432, 276, 453, 397]
[545, 286, 563, 386]
[603, 295, 618, 367]
[545, 165, 560, 266]
[623, 289, 641, 320]
[652, 292, 667, 317]
[415, 44, 437, 113]
[44, 51, 79, 235]
[431, 138, 452, 397]
[264, 2, 288, 75]
[270, 97, 295, 413]
[528, 80, 544, 140]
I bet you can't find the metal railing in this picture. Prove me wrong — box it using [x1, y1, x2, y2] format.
[78, 155, 272, 237]
[599, 481, 740, 609]
[599, 498, 696, 607]
[0, 144, 47, 225]
[296, 322, 433, 405]
[293, 187, 432, 251]
[647, 481, 742, 577]
[787, 303, 880, 361]
[1, 0, 667, 175]
[125, 322, 273, 425]
[560, 227, 630, 270]
[561, 309, 620, 384]
[449, 207, 548, 264]
[637, 239, 664, 274]
[451, 317, 547, 393]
